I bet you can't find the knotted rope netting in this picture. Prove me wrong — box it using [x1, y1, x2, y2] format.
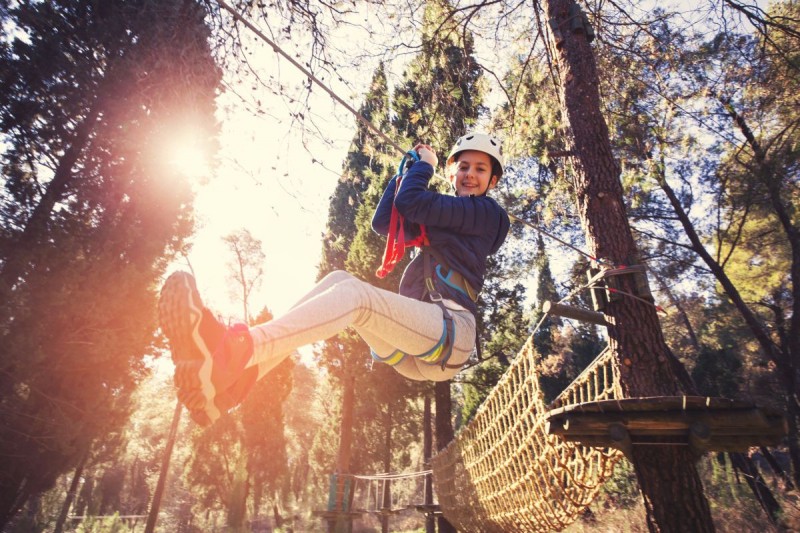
[431, 338, 624, 532]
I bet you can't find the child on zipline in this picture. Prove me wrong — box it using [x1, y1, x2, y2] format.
[159, 132, 510, 425]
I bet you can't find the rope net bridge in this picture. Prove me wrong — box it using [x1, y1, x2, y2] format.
[432, 338, 623, 532]
[431, 333, 786, 532]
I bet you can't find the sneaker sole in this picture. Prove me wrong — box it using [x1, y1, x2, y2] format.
[158, 271, 220, 424]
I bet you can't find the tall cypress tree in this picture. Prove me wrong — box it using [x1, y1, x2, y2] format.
[393, 0, 484, 150]
[318, 64, 393, 276]
[313, 66, 395, 525]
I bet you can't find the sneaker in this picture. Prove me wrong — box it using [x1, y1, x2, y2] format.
[158, 271, 257, 425]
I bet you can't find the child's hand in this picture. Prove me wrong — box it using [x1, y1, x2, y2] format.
[414, 143, 438, 168]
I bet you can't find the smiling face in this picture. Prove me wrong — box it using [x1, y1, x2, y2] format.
[449, 150, 499, 197]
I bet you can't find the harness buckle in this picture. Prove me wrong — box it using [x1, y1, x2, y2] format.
[425, 277, 436, 294]
[428, 290, 443, 303]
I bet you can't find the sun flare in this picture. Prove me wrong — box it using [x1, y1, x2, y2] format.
[168, 140, 211, 181]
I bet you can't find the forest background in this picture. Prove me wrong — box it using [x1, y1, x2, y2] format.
[0, 0, 798, 531]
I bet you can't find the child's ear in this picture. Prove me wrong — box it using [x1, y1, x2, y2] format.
[488, 175, 499, 190]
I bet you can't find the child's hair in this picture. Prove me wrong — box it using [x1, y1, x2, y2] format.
[451, 150, 503, 180]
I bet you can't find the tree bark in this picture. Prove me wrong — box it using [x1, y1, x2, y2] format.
[434, 381, 456, 533]
[423, 394, 435, 533]
[541, 0, 715, 530]
[53, 451, 89, 533]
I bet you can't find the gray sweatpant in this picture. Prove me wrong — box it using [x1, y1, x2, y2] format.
[246, 270, 476, 381]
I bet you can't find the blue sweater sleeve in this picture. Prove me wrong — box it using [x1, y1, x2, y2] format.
[371, 175, 397, 235]
[371, 174, 423, 240]
[394, 161, 507, 236]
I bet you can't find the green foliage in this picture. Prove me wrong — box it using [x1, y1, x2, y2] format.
[0, 0, 220, 525]
[74, 513, 138, 533]
[392, 0, 484, 152]
[318, 65, 393, 277]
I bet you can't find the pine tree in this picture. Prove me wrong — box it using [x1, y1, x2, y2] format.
[312, 64, 397, 531]
[0, 1, 220, 526]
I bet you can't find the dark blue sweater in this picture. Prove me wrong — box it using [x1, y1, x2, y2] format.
[371, 161, 509, 316]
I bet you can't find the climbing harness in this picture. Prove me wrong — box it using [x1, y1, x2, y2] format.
[370, 319, 455, 369]
[423, 247, 479, 303]
[372, 245, 460, 370]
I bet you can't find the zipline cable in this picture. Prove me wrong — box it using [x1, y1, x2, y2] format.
[215, 0, 407, 157]
[507, 213, 615, 268]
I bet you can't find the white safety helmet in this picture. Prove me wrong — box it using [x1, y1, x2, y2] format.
[446, 132, 504, 178]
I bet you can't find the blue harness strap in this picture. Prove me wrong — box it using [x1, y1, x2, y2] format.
[370, 317, 454, 368]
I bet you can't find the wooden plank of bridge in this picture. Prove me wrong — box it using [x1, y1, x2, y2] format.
[545, 396, 786, 453]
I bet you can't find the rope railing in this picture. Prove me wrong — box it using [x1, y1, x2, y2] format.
[550, 346, 620, 409]
[431, 337, 623, 532]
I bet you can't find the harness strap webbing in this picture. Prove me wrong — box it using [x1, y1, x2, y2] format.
[422, 247, 463, 370]
[423, 248, 479, 303]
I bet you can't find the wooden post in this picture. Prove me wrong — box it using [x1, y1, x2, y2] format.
[144, 401, 182, 533]
[542, 300, 606, 326]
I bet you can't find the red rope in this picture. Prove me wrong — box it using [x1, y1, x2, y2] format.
[376, 176, 428, 278]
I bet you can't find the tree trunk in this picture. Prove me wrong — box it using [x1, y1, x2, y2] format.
[75, 475, 94, 519]
[0, 478, 29, 530]
[423, 394, 435, 533]
[53, 451, 89, 533]
[227, 459, 249, 533]
[381, 408, 392, 533]
[728, 452, 784, 526]
[333, 367, 356, 533]
[144, 401, 182, 533]
[541, 0, 715, 530]
[759, 446, 795, 491]
[434, 381, 456, 533]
